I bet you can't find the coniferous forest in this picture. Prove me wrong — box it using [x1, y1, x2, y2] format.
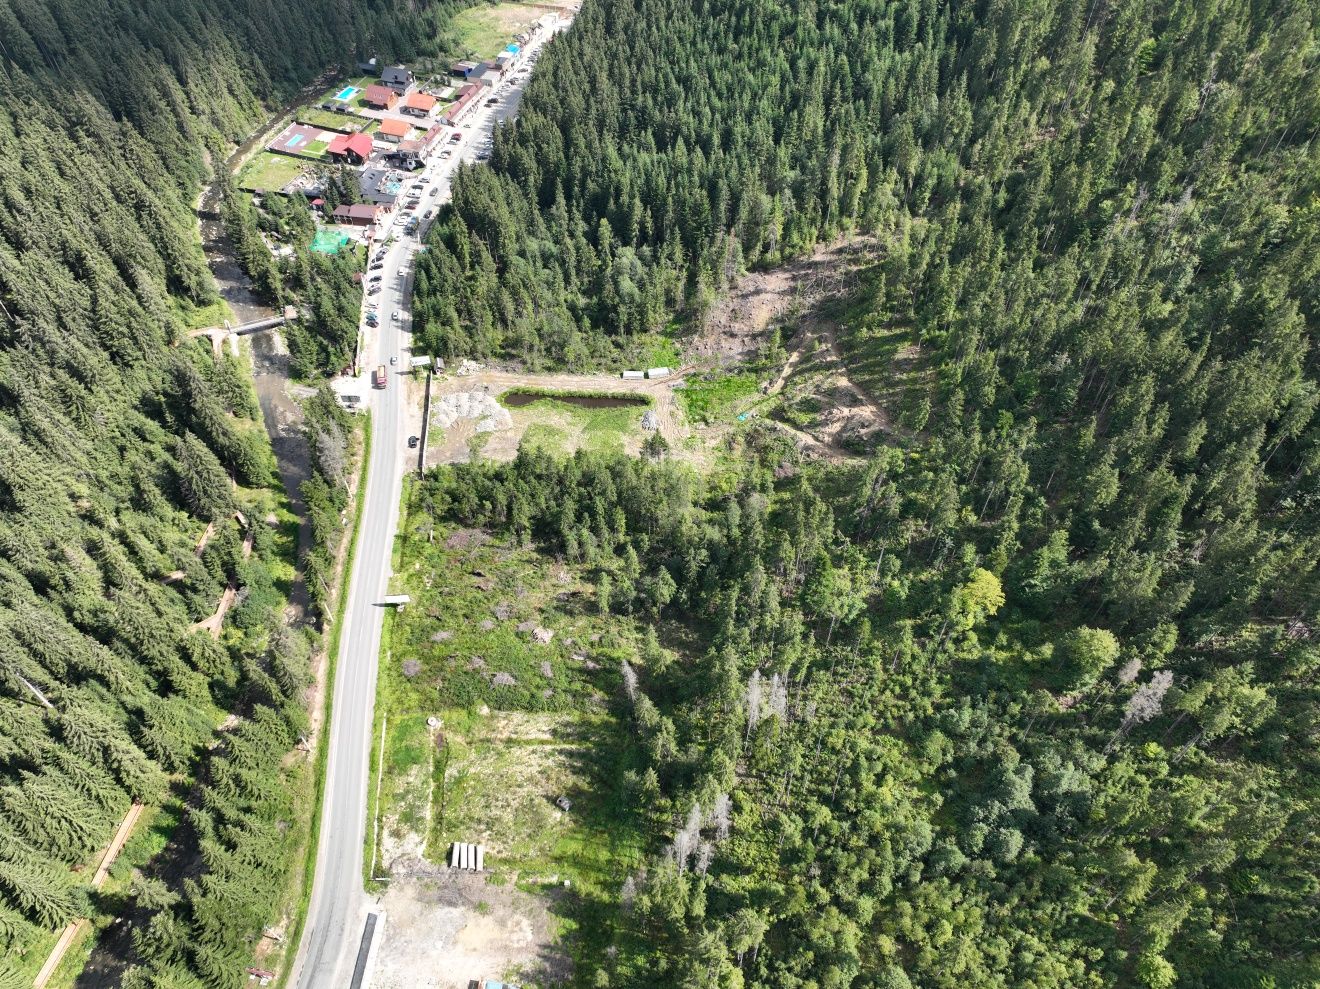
[408, 0, 1320, 986]
[0, 0, 452, 984]
[1, 0, 1318, 985]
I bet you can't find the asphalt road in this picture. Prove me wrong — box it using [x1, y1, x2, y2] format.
[289, 31, 559, 989]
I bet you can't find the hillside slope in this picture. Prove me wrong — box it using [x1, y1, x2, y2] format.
[411, 0, 1320, 986]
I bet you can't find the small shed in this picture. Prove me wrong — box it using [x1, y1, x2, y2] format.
[475, 844, 485, 871]
[621, 370, 644, 380]
[646, 367, 672, 379]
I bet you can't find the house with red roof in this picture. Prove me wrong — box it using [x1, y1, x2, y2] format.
[440, 84, 482, 126]
[326, 132, 373, 165]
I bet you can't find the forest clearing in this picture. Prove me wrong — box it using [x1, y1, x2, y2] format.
[419, 236, 900, 472]
[368, 520, 652, 986]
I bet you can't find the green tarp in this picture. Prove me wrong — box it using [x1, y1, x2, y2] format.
[310, 228, 353, 253]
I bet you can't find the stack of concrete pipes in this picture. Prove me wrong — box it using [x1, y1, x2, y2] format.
[448, 841, 486, 872]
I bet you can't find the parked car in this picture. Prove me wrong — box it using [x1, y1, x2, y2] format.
[408, 435, 419, 449]
[390, 356, 398, 365]
[368, 286, 381, 296]
[429, 186, 439, 195]
[369, 275, 382, 283]
[424, 209, 434, 219]
[392, 310, 401, 321]
[449, 132, 463, 144]
[439, 150, 452, 159]
[370, 263, 384, 271]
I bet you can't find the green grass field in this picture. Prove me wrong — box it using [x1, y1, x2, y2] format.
[170, 295, 234, 331]
[296, 107, 364, 131]
[304, 139, 329, 156]
[508, 394, 650, 457]
[676, 370, 762, 423]
[371, 523, 650, 893]
[237, 152, 308, 192]
[451, 3, 544, 60]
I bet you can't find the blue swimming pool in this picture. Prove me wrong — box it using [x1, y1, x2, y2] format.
[334, 85, 359, 101]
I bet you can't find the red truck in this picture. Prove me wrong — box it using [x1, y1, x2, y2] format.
[374, 364, 387, 389]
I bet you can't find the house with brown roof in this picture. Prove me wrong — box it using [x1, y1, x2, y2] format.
[363, 84, 398, 110]
[332, 203, 381, 226]
[441, 84, 482, 126]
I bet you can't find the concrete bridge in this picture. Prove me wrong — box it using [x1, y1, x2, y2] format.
[187, 306, 299, 356]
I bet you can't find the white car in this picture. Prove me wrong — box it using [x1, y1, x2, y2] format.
[392, 310, 401, 321]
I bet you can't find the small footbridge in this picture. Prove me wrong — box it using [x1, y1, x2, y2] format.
[186, 305, 300, 355]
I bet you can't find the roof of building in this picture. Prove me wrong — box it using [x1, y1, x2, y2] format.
[333, 203, 380, 219]
[403, 91, 437, 112]
[363, 84, 396, 104]
[378, 118, 411, 137]
[326, 132, 374, 158]
[382, 64, 411, 78]
[396, 139, 424, 154]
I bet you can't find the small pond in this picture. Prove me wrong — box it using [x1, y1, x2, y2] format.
[501, 390, 649, 410]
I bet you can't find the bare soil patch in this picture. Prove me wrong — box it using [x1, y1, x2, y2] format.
[688, 236, 895, 456]
[372, 873, 568, 989]
[690, 237, 881, 363]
